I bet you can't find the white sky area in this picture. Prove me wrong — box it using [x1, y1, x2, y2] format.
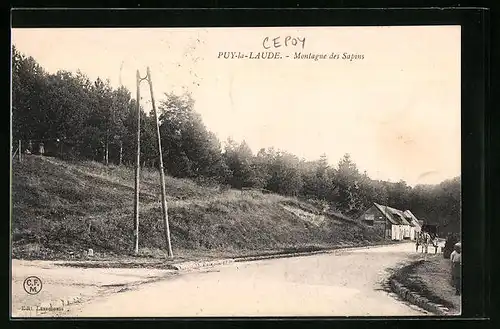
[12, 26, 461, 186]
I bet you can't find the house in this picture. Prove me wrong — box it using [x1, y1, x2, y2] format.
[379, 205, 412, 241]
[403, 210, 422, 230]
[357, 203, 422, 241]
[403, 210, 422, 240]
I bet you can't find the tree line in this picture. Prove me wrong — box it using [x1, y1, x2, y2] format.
[11, 46, 461, 234]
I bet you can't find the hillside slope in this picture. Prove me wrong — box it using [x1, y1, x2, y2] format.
[11, 155, 384, 259]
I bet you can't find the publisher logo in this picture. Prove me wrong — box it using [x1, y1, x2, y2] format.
[23, 276, 42, 295]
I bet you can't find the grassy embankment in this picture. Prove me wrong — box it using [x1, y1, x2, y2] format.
[11, 155, 387, 261]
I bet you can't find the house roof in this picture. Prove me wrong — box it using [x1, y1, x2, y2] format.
[373, 203, 402, 225]
[373, 203, 416, 226]
[388, 207, 411, 225]
[403, 210, 422, 228]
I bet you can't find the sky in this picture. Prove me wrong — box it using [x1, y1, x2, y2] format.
[11, 26, 461, 186]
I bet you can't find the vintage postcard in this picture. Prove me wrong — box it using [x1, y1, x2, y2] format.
[11, 26, 461, 318]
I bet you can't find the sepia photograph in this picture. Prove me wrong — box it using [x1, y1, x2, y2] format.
[11, 25, 461, 318]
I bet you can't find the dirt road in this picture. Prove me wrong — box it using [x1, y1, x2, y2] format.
[61, 242, 427, 317]
[11, 258, 178, 318]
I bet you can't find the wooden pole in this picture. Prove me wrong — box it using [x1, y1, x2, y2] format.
[147, 67, 173, 258]
[119, 141, 123, 166]
[133, 70, 141, 255]
[105, 140, 109, 165]
[102, 142, 106, 163]
[18, 140, 22, 162]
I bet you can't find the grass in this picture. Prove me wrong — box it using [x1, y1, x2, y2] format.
[392, 254, 461, 314]
[11, 155, 384, 260]
[414, 255, 461, 314]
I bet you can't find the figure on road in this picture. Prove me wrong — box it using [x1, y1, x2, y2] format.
[421, 232, 430, 254]
[39, 142, 45, 156]
[432, 234, 439, 254]
[450, 242, 461, 295]
[25, 140, 32, 154]
[444, 233, 459, 259]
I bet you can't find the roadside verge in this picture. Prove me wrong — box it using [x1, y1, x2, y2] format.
[170, 241, 407, 271]
[387, 256, 460, 316]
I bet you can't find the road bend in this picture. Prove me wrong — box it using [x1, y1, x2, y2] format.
[69, 242, 426, 317]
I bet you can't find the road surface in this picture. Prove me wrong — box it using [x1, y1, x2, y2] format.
[67, 242, 427, 317]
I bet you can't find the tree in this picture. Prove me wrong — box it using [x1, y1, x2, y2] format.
[107, 86, 130, 165]
[223, 139, 262, 189]
[385, 180, 411, 210]
[332, 153, 363, 213]
[265, 150, 303, 196]
[12, 47, 49, 142]
[409, 177, 460, 234]
[10, 45, 461, 236]
[121, 98, 144, 165]
[313, 154, 332, 200]
[158, 92, 226, 180]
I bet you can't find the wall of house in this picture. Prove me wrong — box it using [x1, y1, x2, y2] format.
[359, 205, 384, 222]
[391, 224, 412, 240]
[384, 220, 392, 239]
[359, 205, 390, 239]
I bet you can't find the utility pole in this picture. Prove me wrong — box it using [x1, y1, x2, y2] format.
[146, 67, 174, 258]
[18, 140, 22, 162]
[105, 137, 109, 165]
[134, 70, 142, 255]
[118, 61, 124, 167]
[119, 61, 124, 87]
[119, 141, 123, 166]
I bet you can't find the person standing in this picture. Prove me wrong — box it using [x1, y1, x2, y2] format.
[420, 232, 425, 253]
[425, 232, 432, 254]
[444, 233, 458, 259]
[39, 142, 45, 156]
[450, 242, 461, 295]
[433, 234, 439, 254]
[415, 233, 421, 252]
